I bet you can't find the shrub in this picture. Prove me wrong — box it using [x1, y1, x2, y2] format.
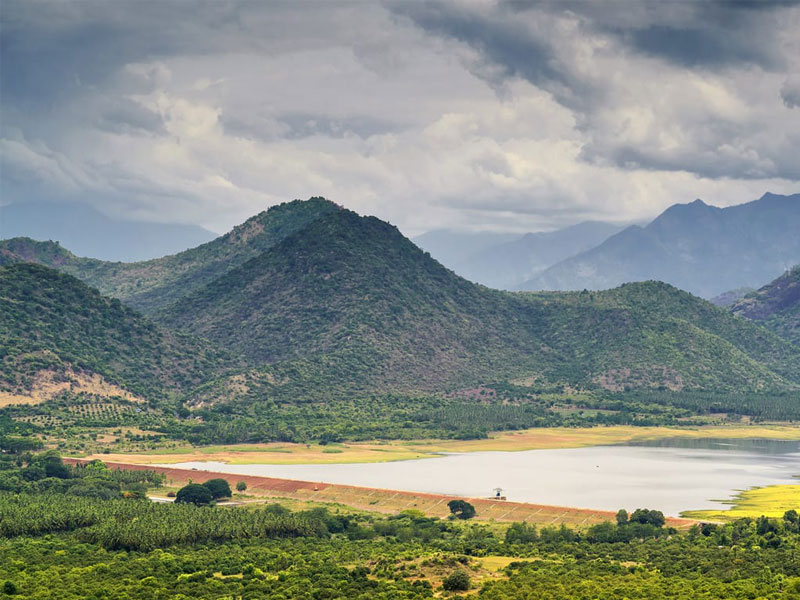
[442, 569, 470, 591]
[236, 481, 247, 492]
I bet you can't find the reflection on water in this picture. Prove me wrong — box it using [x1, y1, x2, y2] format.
[627, 437, 800, 454]
[166, 438, 800, 517]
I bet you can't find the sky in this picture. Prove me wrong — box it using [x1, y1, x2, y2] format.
[1, 0, 799, 236]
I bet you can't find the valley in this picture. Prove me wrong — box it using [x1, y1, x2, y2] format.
[4, 3, 800, 596]
[2, 197, 799, 599]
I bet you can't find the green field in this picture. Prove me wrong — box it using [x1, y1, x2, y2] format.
[683, 484, 800, 521]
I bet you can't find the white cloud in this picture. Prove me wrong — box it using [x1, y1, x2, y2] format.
[0, 0, 798, 237]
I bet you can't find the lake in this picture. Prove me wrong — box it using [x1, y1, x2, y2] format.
[166, 438, 800, 516]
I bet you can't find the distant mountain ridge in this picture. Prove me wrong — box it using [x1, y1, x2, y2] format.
[457, 221, 625, 289]
[520, 193, 800, 298]
[0, 201, 216, 262]
[732, 265, 800, 347]
[414, 221, 625, 290]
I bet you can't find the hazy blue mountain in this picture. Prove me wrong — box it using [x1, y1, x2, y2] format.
[412, 229, 521, 273]
[0, 201, 216, 261]
[520, 193, 800, 298]
[456, 221, 625, 289]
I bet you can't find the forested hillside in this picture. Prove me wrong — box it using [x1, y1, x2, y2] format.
[3, 199, 800, 439]
[732, 265, 800, 346]
[0, 263, 234, 403]
[156, 207, 800, 395]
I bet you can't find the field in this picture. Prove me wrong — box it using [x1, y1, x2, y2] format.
[80, 423, 800, 465]
[682, 484, 800, 521]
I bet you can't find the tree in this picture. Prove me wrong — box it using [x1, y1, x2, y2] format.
[505, 522, 538, 544]
[236, 481, 247, 492]
[447, 499, 476, 520]
[616, 509, 629, 525]
[175, 483, 213, 505]
[442, 570, 470, 591]
[203, 478, 232, 499]
[42, 454, 70, 479]
[629, 508, 665, 527]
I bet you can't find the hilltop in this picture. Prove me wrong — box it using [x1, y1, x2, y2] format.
[156, 206, 800, 395]
[521, 193, 800, 298]
[0, 197, 339, 314]
[732, 265, 800, 347]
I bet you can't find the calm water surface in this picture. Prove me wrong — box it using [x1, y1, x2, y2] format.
[167, 438, 800, 516]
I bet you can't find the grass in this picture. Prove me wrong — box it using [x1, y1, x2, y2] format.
[79, 423, 800, 466]
[682, 484, 800, 521]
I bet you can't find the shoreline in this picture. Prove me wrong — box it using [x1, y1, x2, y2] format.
[63, 458, 698, 528]
[79, 423, 800, 466]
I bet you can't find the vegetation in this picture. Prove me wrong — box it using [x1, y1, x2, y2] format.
[2, 199, 800, 449]
[1, 454, 800, 598]
[157, 208, 800, 397]
[732, 264, 800, 347]
[0, 197, 339, 314]
[0, 263, 235, 402]
[202, 478, 232, 500]
[448, 499, 476, 520]
[174, 483, 213, 506]
[683, 484, 800, 521]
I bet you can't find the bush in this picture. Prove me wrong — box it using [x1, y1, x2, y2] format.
[236, 481, 247, 492]
[442, 569, 470, 591]
[175, 483, 213, 505]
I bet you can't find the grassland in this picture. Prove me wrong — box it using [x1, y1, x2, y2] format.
[682, 484, 800, 521]
[81, 423, 800, 465]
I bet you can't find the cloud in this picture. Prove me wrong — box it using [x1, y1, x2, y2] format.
[391, 0, 800, 182]
[1, 0, 798, 237]
[782, 75, 800, 108]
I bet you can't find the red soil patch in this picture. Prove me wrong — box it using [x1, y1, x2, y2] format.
[65, 458, 698, 528]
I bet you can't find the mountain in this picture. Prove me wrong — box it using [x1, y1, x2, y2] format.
[412, 229, 520, 273]
[520, 193, 800, 298]
[710, 287, 755, 307]
[0, 263, 233, 404]
[4, 198, 799, 400]
[0, 197, 339, 314]
[455, 221, 625, 289]
[0, 201, 216, 262]
[731, 265, 800, 347]
[155, 206, 800, 395]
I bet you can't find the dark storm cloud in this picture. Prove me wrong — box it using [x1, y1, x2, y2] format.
[389, 0, 598, 110]
[783, 77, 800, 108]
[391, 0, 800, 181]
